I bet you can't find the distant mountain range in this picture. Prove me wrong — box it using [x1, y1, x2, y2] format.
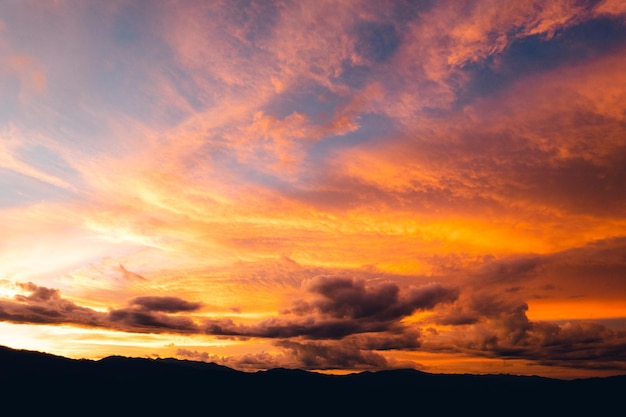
[2, 344, 624, 414]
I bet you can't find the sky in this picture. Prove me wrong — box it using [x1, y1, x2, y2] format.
[1, 0, 626, 379]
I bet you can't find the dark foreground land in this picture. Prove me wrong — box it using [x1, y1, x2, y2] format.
[1, 345, 624, 415]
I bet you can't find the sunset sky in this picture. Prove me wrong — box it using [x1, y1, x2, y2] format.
[1, 0, 626, 379]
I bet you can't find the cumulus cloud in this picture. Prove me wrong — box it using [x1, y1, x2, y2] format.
[438, 316, 626, 371]
[416, 238, 626, 370]
[0, 282, 102, 327]
[301, 276, 458, 321]
[420, 306, 626, 371]
[203, 277, 458, 341]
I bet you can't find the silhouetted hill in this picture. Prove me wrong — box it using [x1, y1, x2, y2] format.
[1, 345, 623, 415]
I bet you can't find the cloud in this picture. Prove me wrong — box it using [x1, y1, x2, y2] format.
[302, 276, 458, 321]
[202, 278, 457, 341]
[175, 348, 211, 363]
[342, 329, 422, 351]
[117, 265, 147, 282]
[324, 43, 626, 249]
[466, 237, 626, 301]
[594, 0, 626, 19]
[2, 237, 626, 373]
[460, 318, 626, 370]
[415, 238, 626, 370]
[275, 340, 389, 370]
[0, 278, 452, 345]
[129, 296, 202, 313]
[106, 295, 203, 333]
[404, 0, 595, 76]
[108, 308, 199, 333]
[0, 282, 203, 334]
[176, 340, 392, 371]
[0, 282, 102, 327]
[203, 316, 373, 340]
[0, 128, 76, 192]
[422, 292, 626, 371]
[9, 239, 624, 372]
[176, 347, 293, 371]
[15, 282, 59, 302]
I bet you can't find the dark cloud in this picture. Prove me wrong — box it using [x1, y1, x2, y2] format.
[197, 276, 458, 354]
[343, 329, 422, 350]
[108, 308, 199, 332]
[203, 278, 457, 341]
[108, 296, 203, 333]
[0, 283, 103, 327]
[465, 237, 626, 300]
[541, 237, 626, 298]
[425, 284, 626, 370]
[0, 282, 202, 334]
[398, 237, 626, 371]
[130, 296, 202, 313]
[176, 340, 393, 372]
[433, 289, 533, 352]
[474, 256, 541, 285]
[303, 276, 458, 321]
[488, 320, 626, 370]
[15, 282, 60, 302]
[275, 340, 389, 370]
[305, 276, 403, 319]
[203, 316, 387, 340]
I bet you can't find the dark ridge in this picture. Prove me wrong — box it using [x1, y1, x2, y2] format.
[1, 345, 624, 414]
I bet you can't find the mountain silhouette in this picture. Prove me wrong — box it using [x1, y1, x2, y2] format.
[1, 345, 623, 415]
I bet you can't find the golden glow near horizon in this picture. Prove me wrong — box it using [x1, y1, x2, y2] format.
[1, 0, 626, 379]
